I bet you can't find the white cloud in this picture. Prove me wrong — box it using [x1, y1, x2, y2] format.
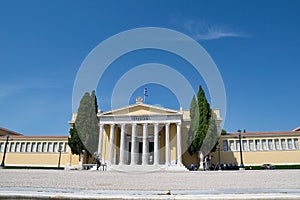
[172, 17, 248, 41]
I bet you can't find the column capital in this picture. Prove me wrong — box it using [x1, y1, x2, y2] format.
[99, 123, 104, 128]
[110, 123, 115, 127]
[165, 122, 170, 126]
[132, 123, 137, 127]
[153, 122, 159, 126]
[176, 122, 182, 126]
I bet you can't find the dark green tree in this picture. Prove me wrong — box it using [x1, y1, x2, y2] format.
[75, 92, 99, 156]
[68, 125, 85, 155]
[91, 90, 98, 114]
[200, 114, 219, 155]
[190, 86, 216, 164]
[188, 95, 198, 155]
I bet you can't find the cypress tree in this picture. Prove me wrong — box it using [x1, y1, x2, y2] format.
[75, 92, 99, 156]
[190, 85, 215, 163]
[188, 95, 198, 155]
[68, 125, 85, 155]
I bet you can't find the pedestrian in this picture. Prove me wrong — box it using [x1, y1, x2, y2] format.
[96, 156, 101, 171]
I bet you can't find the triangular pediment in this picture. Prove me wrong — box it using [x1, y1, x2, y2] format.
[100, 103, 180, 116]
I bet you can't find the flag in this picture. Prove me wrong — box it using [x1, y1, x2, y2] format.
[144, 88, 148, 97]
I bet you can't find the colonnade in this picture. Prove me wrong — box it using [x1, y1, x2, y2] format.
[98, 122, 182, 166]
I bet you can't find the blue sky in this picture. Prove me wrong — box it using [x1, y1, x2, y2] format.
[0, 0, 299, 135]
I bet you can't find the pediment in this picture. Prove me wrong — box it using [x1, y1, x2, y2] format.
[100, 103, 180, 116]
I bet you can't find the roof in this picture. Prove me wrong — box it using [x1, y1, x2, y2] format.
[0, 135, 69, 140]
[0, 127, 23, 136]
[99, 102, 181, 116]
[223, 130, 300, 138]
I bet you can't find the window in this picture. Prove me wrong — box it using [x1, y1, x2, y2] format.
[229, 140, 234, 151]
[42, 142, 47, 152]
[10, 142, 15, 152]
[64, 143, 69, 152]
[223, 140, 228, 151]
[15, 142, 20, 152]
[20, 143, 25, 152]
[242, 140, 248, 151]
[31, 142, 36, 152]
[0, 143, 4, 152]
[249, 140, 254, 151]
[275, 139, 280, 150]
[294, 139, 299, 149]
[26, 143, 31, 152]
[59, 142, 64, 152]
[287, 139, 292, 149]
[262, 139, 267, 150]
[255, 140, 260, 151]
[53, 142, 58, 152]
[281, 139, 286, 150]
[236, 140, 240, 151]
[48, 143, 53, 152]
[268, 139, 273, 150]
[37, 143, 42, 152]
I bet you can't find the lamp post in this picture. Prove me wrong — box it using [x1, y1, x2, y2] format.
[237, 130, 245, 169]
[217, 143, 221, 170]
[57, 146, 62, 169]
[1, 133, 10, 168]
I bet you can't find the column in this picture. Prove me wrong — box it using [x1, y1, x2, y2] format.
[98, 124, 104, 160]
[154, 123, 159, 165]
[165, 123, 170, 166]
[130, 123, 137, 165]
[108, 124, 115, 165]
[142, 123, 148, 165]
[119, 124, 126, 165]
[176, 122, 182, 165]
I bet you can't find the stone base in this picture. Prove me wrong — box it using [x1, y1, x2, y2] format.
[102, 164, 188, 172]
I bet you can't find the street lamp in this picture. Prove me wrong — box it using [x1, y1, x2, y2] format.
[217, 143, 221, 170]
[1, 133, 10, 168]
[236, 130, 246, 169]
[57, 146, 62, 169]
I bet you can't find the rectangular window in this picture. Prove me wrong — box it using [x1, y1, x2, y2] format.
[0, 143, 4, 152]
[268, 139, 273, 150]
[294, 139, 299, 149]
[255, 140, 260, 151]
[31, 142, 36, 152]
[288, 139, 293, 149]
[281, 139, 286, 150]
[15, 142, 20, 152]
[10, 142, 15, 152]
[53, 142, 58, 152]
[64, 142, 68, 152]
[37, 142, 41, 152]
[229, 140, 234, 151]
[242, 140, 248, 151]
[59, 142, 63, 152]
[26, 143, 31, 152]
[42, 142, 47, 152]
[236, 140, 240, 151]
[20, 143, 25, 152]
[275, 139, 280, 150]
[262, 139, 267, 150]
[48, 143, 53, 152]
[223, 140, 228, 151]
[249, 140, 254, 151]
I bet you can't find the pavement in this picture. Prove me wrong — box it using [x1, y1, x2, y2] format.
[0, 169, 300, 199]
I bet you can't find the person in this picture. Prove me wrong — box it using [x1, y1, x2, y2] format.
[96, 156, 101, 171]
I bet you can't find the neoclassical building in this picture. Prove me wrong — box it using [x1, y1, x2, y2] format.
[69, 97, 223, 170]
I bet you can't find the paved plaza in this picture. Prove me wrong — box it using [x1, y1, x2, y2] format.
[1, 169, 300, 199]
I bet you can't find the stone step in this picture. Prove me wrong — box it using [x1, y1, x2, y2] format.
[106, 164, 188, 172]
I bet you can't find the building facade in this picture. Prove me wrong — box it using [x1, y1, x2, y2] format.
[0, 128, 79, 168]
[213, 130, 300, 167]
[68, 97, 222, 169]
